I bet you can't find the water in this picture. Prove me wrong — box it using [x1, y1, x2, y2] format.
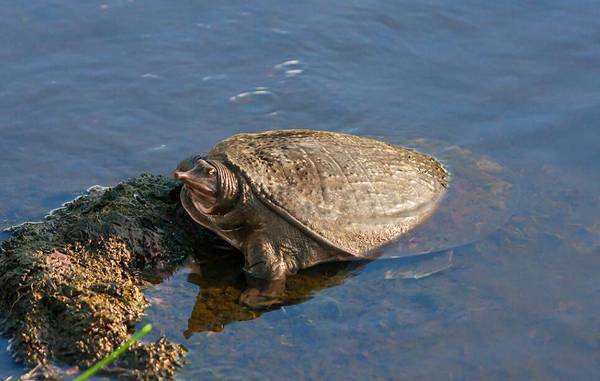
[1, 1, 599, 379]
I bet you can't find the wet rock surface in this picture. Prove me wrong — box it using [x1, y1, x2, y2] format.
[0, 174, 211, 379]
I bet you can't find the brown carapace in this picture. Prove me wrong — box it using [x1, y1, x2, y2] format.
[174, 130, 448, 309]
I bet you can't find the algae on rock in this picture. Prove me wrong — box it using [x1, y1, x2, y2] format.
[0, 174, 212, 379]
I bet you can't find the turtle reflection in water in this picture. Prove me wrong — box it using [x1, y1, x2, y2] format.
[174, 130, 512, 309]
[182, 246, 365, 335]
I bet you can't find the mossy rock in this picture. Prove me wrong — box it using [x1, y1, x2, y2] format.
[0, 174, 212, 379]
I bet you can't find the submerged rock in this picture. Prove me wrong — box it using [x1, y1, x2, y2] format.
[0, 174, 211, 379]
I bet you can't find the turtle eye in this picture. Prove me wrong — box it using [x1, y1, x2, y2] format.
[208, 168, 216, 176]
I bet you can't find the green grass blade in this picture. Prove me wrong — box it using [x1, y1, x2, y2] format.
[74, 323, 153, 381]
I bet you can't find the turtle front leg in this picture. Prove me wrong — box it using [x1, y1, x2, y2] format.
[239, 237, 291, 309]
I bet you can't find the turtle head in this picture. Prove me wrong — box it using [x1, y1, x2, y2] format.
[173, 158, 239, 214]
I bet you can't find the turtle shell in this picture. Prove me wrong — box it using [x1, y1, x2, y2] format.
[207, 130, 448, 256]
[380, 138, 516, 258]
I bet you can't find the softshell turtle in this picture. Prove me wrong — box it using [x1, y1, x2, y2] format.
[174, 129, 450, 308]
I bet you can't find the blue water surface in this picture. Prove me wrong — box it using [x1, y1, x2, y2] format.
[1, 1, 599, 379]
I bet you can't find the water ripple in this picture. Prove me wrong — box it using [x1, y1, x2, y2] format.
[275, 59, 304, 78]
[229, 87, 278, 114]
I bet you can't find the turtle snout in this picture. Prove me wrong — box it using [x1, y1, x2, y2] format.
[173, 169, 198, 188]
[173, 170, 189, 181]
[173, 169, 218, 198]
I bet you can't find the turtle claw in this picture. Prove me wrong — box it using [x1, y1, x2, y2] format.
[239, 288, 281, 309]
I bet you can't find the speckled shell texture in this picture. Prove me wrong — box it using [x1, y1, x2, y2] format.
[208, 130, 449, 256]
